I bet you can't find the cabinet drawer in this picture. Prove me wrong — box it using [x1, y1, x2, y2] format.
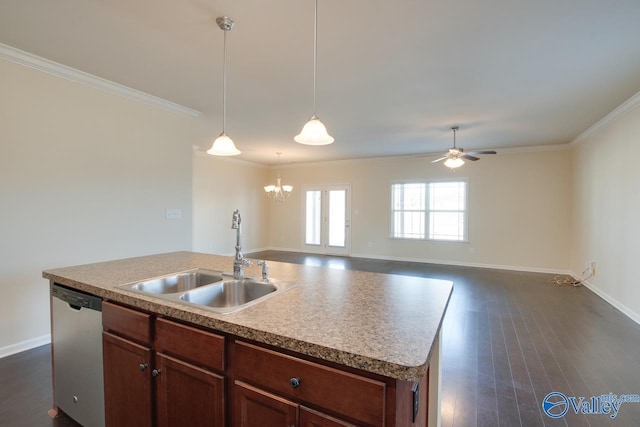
[155, 318, 225, 372]
[234, 341, 385, 426]
[102, 301, 151, 345]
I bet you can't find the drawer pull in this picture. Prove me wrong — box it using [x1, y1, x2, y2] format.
[139, 363, 148, 372]
[289, 377, 301, 388]
[152, 369, 162, 377]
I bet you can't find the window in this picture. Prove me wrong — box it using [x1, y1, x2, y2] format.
[391, 180, 467, 241]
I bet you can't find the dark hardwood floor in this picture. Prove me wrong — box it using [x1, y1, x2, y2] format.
[2, 251, 639, 426]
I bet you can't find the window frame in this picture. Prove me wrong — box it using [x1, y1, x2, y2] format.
[390, 178, 469, 242]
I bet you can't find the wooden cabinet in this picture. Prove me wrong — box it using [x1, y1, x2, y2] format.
[102, 302, 153, 427]
[103, 301, 429, 427]
[234, 381, 298, 426]
[102, 302, 225, 427]
[233, 340, 384, 426]
[154, 318, 226, 427]
[233, 380, 358, 427]
[102, 331, 153, 427]
[300, 406, 357, 427]
[155, 353, 225, 427]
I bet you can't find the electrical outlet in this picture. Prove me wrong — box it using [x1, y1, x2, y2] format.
[590, 260, 596, 275]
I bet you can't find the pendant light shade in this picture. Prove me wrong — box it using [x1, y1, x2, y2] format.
[207, 132, 241, 156]
[207, 16, 241, 156]
[294, 115, 334, 145]
[295, 0, 334, 145]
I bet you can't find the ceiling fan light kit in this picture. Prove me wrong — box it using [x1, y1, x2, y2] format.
[295, 0, 334, 146]
[207, 16, 241, 157]
[432, 126, 497, 169]
[444, 157, 465, 169]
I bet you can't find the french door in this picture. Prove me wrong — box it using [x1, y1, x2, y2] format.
[302, 185, 351, 256]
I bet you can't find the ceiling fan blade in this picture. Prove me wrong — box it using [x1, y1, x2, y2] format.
[466, 150, 497, 155]
[462, 154, 479, 161]
[431, 156, 447, 163]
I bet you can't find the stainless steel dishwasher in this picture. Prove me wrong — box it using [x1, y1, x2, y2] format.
[51, 283, 105, 427]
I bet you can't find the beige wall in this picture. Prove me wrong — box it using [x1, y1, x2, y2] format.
[571, 100, 640, 323]
[192, 154, 270, 256]
[0, 60, 197, 354]
[266, 150, 573, 271]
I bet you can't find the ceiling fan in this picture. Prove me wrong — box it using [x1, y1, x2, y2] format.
[432, 126, 497, 169]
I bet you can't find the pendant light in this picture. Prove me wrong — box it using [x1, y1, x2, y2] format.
[294, 0, 334, 145]
[207, 16, 241, 156]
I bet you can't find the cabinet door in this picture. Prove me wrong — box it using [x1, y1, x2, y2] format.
[103, 331, 152, 427]
[300, 406, 356, 427]
[234, 381, 298, 427]
[155, 353, 225, 427]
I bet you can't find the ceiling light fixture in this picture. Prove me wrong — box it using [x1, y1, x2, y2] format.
[444, 156, 465, 169]
[444, 126, 464, 169]
[294, 0, 334, 146]
[264, 152, 293, 202]
[432, 126, 497, 169]
[207, 16, 241, 156]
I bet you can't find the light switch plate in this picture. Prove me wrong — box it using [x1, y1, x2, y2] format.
[165, 209, 182, 219]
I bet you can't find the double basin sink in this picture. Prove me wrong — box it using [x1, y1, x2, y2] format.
[119, 268, 295, 314]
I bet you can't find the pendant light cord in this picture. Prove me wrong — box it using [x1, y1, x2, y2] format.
[313, 0, 318, 117]
[222, 28, 228, 134]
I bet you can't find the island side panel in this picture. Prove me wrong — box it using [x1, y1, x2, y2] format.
[428, 330, 442, 427]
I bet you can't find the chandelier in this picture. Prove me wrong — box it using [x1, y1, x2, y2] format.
[264, 153, 293, 202]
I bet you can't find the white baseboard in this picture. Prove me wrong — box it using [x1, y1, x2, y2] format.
[350, 252, 571, 275]
[265, 246, 570, 275]
[0, 334, 51, 359]
[572, 274, 640, 326]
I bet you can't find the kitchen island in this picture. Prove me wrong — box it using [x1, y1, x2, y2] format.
[44, 251, 452, 427]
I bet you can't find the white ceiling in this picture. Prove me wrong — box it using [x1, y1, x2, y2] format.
[2, 0, 640, 165]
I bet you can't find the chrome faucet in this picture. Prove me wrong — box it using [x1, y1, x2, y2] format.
[231, 209, 251, 279]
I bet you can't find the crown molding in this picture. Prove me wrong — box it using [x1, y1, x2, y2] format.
[0, 43, 201, 118]
[270, 143, 573, 169]
[571, 89, 640, 146]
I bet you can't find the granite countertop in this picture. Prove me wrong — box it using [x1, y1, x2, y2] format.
[43, 251, 452, 382]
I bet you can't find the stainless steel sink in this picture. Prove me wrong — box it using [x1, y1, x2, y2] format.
[120, 269, 224, 294]
[178, 278, 295, 314]
[180, 279, 276, 307]
[119, 272, 296, 314]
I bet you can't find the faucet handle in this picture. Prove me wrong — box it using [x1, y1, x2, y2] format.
[242, 258, 252, 266]
[257, 260, 269, 280]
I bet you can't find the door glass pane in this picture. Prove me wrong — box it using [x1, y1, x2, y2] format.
[328, 190, 346, 247]
[305, 191, 321, 245]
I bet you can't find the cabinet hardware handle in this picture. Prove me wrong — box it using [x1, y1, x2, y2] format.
[139, 363, 148, 372]
[152, 369, 162, 377]
[289, 377, 301, 388]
